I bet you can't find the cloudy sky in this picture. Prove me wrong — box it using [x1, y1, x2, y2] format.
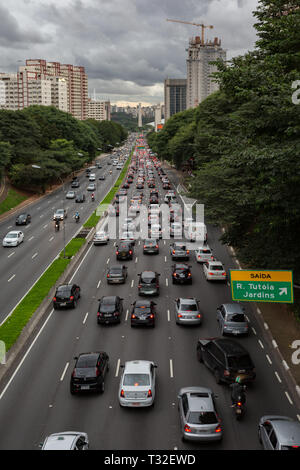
[0, 0, 259, 105]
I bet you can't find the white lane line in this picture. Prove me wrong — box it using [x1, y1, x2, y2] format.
[164, 240, 166, 245]
[106, 258, 110, 264]
[8, 274, 15, 282]
[7, 252, 15, 258]
[266, 354, 272, 365]
[39, 214, 44, 218]
[166, 278, 169, 287]
[272, 339, 278, 349]
[135, 257, 138, 263]
[164, 256, 167, 262]
[282, 360, 290, 370]
[285, 391, 293, 405]
[60, 362, 69, 382]
[131, 279, 134, 288]
[275, 371, 282, 383]
[49, 236, 54, 242]
[0, 308, 54, 400]
[83, 312, 89, 324]
[167, 309, 170, 322]
[115, 359, 120, 377]
[7, 225, 12, 229]
[97, 280, 101, 289]
[169, 359, 174, 378]
[32, 252, 38, 260]
[43, 224, 48, 229]
[69, 241, 94, 283]
[28, 236, 34, 241]
[125, 309, 129, 321]
[258, 339, 264, 349]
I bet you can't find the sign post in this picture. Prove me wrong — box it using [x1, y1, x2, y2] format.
[230, 270, 293, 303]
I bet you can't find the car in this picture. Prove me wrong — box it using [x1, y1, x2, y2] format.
[172, 264, 192, 284]
[149, 224, 162, 239]
[216, 303, 249, 336]
[97, 296, 124, 324]
[175, 298, 202, 325]
[131, 300, 156, 327]
[2, 230, 24, 247]
[66, 190, 76, 199]
[53, 209, 67, 220]
[70, 352, 109, 394]
[196, 337, 256, 384]
[119, 360, 157, 407]
[93, 231, 109, 245]
[149, 204, 160, 215]
[120, 231, 136, 245]
[143, 239, 159, 254]
[99, 175, 106, 180]
[116, 165, 123, 170]
[170, 242, 190, 260]
[138, 271, 160, 296]
[195, 245, 214, 263]
[71, 180, 80, 188]
[15, 213, 31, 225]
[89, 174, 96, 181]
[178, 387, 222, 442]
[170, 222, 182, 238]
[40, 432, 89, 450]
[75, 194, 85, 203]
[148, 214, 160, 226]
[87, 183, 96, 191]
[107, 265, 128, 284]
[53, 284, 81, 309]
[203, 260, 226, 282]
[258, 416, 300, 450]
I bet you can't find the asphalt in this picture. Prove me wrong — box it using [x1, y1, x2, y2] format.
[0, 146, 298, 450]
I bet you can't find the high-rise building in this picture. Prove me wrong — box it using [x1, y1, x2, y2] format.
[186, 36, 226, 108]
[137, 103, 143, 127]
[164, 78, 187, 122]
[87, 99, 111, 121]
[154, 104, 162, 131]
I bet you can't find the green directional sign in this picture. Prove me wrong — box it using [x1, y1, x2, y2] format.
[230, 270, 293, 303]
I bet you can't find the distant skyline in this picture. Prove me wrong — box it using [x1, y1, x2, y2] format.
[0, 0, 259, 105]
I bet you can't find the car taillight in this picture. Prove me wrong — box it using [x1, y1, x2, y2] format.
[209, 272, 213, 275]
[155, 245, 158, 248]
[53, 297, 56, 301]
[131, 314, 136, 319]
[107, 274, 110, 278]
[129, 250, 132, 254]
[237, 402, 242, 407]
[188, 273, 191, 277]
[186, 250, 189, 254]
[173, 273, 177, 277]
[184, 425, 192, 433]
[120, 389, 124, 397]
[222, 272, 226, 276]
[114, 311, 119, 316]
[150, 314, 154, 319]
[116, 251, 119, 254]
[215, 425, 222, 433]
[147, 389, 152, 397]
[178, 314, 182, 318]
[172, 250, 175, 254]
[70, 296, 74, 300]
[197, 314, 201, 318]
[143, 245, 146, 249]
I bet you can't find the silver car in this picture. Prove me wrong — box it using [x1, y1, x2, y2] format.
[258, 416, 300, 450]
[203, 260, 227, 281]
[216, 303, 249, 336]
[53, 209, 67, 220]
[119, 360, 157, 407]
[195, 245, 214, 263]
[40, 432, 89, 450]
[178, 387, 222, 442]
[66, 190, 75, 199]
[170, 242, 190, 260]
[175, 298, 202, 325]
[93, 231, 109, 245]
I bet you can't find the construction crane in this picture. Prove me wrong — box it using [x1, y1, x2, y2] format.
[166, 19, 214, 45]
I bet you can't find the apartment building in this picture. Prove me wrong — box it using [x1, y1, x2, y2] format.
[164, 78, 187, 122]
[186, 36, 226, 108]
[87, 99, 111, 121]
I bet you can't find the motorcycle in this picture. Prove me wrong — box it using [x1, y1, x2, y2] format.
[232, 399, 245, 420]
[55, 221, 60, 231]
[75, 214, 80, 223]
[91, 195, 95, 202]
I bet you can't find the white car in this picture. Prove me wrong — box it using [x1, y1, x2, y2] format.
[53, 209, 67, 220]
[119, 360, 157, 407]
[89, 174, 96, 182]
[203, 260, 227, 281]
[149, 224, 162, 239]
[195, 245, 214, 263]
[93, 231, 110, 245]
[149, 204, 160, 215]
[148, 214, 159, 226]
[40, 432, 89, 450]
[66, 190, 75, 199]
[3, 230, 24, 247]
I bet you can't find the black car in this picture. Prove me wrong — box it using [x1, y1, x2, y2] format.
[71, 180, 80, 188]
[15, 213, 31, 225]
[75, 194, 85, 203]
[170, 243, 190, 261]
[172, 264, 192, 284]
[97, 296, 124, 324]
[138, 271, 160, 296]
[143, 239, 159, 255]
[107, 265, 128, 284]
[116, 241, 134, 260]
[131, 300, 156, 327]
[196, 337, 256, 385]
[53, 284, 81, 309]
[99, 175, 106, 180]
[70, 352, 109, 394]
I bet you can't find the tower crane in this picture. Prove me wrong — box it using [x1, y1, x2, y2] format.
[166, 19, 214, 45]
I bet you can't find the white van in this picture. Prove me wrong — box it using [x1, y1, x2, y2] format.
[89, 173, 96, 181]
[186, 222, 207, 243]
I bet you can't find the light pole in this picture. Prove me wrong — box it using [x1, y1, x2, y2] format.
[32, 164, 67, 259]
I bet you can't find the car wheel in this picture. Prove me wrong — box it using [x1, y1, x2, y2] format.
[196, 347, 203, 362]
[214, 369, 221, 384]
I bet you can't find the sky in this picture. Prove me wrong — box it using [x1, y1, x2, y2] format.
[0, 0, 259, 106]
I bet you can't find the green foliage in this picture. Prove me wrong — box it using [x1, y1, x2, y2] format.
[0, 188, 27, 215]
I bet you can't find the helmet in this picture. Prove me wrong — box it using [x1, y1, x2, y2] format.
[235, 376, 241, 383]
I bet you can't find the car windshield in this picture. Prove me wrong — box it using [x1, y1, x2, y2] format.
[227, 313, 246, 322]
[109, 268, 122, 274]
[227, 354, 253, 369]
[141, 273, 156, 283]
[123, 374, 150, 386]
[57, 287, 71, 294]
[200, 249, 211, 254]
[211, 265, 224, 271]
[188, 411, 218, 425]
[102, 297, 116, 305]
[135, 307, 151, 314]
[181, 303, 197, 311]
[56, 210, 63, 214]
[6, 233, 17, 238]
[76, 355, 97, 368]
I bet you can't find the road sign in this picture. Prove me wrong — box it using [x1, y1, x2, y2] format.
[230, 270, 293, 303]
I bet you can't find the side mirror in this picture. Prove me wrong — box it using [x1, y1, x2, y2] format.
[74, 356, 78, 360]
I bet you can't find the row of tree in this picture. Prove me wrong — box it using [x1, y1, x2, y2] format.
[0, 105, 127, 191]
[148, 0, 300, 283]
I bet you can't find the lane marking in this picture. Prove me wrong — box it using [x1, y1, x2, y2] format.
[43, 224, 48, 229]
[266, 354, 272, 365]
[28, 236, 34, 241]
[7, 252, 15, 258]
[83, 312, 89, 324]
[32, 252, 38, 259]
[275, 371, 282, 383]
[8, 274, 15, 282]
[97, 280, 101, 289]
[115, 359, 120, 377]
[106, 258, 110, 264]
[169, 359, 174, 378]
[258, 340, 264, 349]
[167, 309, 170, 322]
[131, 279, 134, 288]
[49, 236, 54, 242]
[125, 309, 129, 321]
[166, 278, 168, 287]
[60, 362, 69, 382]
[285, 391, 293, 405]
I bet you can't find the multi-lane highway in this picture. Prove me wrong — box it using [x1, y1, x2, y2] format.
[0, 139, 298, 450]
[0, 150, 129, 325]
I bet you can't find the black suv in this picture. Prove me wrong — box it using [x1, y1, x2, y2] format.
[196, 338, 256, 385]
[143, 239, 159, 255]
[116, 241, 134, 260]
[15, 213, 31, 225]
[138, 271, 160, 296]
[53, 284, 81, 309]
[131, 300, 156, 327]
[172, 264, 192, 284]
[97, 296, 124, 324]
[70, 352, 109, 394]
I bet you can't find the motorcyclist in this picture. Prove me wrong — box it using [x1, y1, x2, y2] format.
[75, 211, 80, 221]
[91, 192, 95, 201]
[54, 218, 60, 231]
[230, 376, 246, 406]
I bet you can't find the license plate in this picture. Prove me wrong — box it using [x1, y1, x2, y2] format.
[132, 402, 140, 406]
[81, 385, 90, 390]
[60, 302, 67, 306]
[236, 408, 242, 414]
[104, 314, 111, 317]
